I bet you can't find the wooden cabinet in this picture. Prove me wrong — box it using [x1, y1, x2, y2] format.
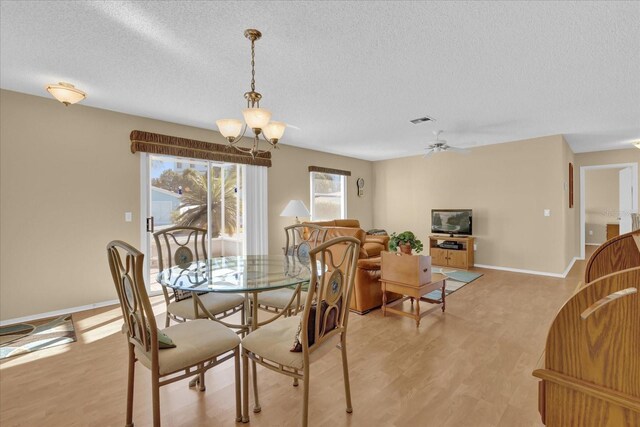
[447, 249, 468, 269]
[430, 247, 449, 266]
[428, 236, 474, 269]
[606, 223, 619, 241]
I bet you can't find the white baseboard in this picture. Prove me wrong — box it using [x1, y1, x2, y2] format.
[585, 243, 601, 246]
[0, 299, 120, 327]
[476, 256, 581, 279]
[561, 257, 581, 278]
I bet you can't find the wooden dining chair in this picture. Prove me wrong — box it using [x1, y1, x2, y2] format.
[154, 226, 244, 327]
[107, 240, 241, 427]
[256, 224, 328, 316]
[241, 236, 360, 426]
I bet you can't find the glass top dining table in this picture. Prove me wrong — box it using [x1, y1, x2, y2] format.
[158, 254, 313, 341]
[158, 255, 312, 400]
[157, 255, 312, 294]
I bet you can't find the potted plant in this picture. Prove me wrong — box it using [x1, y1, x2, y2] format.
[389, 231, 423, 255]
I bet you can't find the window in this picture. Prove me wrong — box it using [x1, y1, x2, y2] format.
[310, 172, 346, 220]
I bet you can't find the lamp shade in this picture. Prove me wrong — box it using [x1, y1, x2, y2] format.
[280, 200, 310, 218]
[262, 121, 286, 141]
[242, 107, 272, 129]
[46, 82, 86, 105]
[216, 119, 243, 139]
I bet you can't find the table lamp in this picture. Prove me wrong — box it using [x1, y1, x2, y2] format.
[280, 200, 310, 224]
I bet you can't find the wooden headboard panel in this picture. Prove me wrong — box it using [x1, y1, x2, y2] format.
[584, 230, 640, 283]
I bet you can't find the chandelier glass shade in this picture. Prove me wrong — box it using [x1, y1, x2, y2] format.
[216, 29, 286, 157]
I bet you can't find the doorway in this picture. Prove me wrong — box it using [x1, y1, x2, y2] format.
[142, 154, 245, 292]
[579, 162, 638, 259]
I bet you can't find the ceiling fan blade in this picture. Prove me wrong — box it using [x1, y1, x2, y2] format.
[423, 149, 435, 158]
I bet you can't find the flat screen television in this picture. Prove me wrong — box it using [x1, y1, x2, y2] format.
[431, 209, 472, 236]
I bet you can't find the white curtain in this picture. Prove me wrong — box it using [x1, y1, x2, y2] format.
[244, 165, 269, 255]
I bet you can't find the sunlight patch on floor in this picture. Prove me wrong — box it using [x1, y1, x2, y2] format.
[0, 343, 69, 369]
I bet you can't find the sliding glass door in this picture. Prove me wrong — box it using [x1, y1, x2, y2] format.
[145, 154, 245, 292]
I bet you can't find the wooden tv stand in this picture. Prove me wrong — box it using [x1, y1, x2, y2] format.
[429, 235, 474, 269]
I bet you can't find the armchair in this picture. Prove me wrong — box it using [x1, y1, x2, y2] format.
[302, 219, 399, 314]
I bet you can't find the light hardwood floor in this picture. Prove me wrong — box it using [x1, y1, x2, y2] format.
[0, 251, 594, 427]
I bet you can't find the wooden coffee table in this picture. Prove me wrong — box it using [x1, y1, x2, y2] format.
[381, 273, 446, 327]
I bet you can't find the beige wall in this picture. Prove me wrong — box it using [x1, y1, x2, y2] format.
[372, 135, 571, 274]
[0, 90, 372, 320]
[268, 146, 373, 254]
[575, 149, 640, 170]
[584, 169, 621, 244]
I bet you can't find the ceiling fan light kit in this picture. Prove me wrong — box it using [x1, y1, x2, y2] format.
[216, 29, 286, 158]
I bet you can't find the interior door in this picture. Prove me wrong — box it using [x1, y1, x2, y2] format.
[619, 167, 633, 234]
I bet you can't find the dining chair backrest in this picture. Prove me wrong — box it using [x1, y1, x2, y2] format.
[154, 226, 208, 301]
[284, 223, 328, 260]
[107, 240, 157, 356]
[301, 236, 360, 355]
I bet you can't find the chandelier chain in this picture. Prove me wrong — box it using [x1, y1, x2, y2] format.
[250, 39, 256, 93]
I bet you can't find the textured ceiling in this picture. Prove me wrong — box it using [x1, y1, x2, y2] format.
[1, 1, 639, 160]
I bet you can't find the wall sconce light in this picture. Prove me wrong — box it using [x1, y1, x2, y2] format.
[46, 82, 86, 106]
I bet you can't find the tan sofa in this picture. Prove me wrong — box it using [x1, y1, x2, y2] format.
[304, 219, 389, 258]
[303, 219, 399, 314]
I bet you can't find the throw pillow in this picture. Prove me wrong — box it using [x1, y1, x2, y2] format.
[290, 299, 342, 352]
[155, 329, 177, 349]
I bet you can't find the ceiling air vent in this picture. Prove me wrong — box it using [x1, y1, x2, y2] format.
[410, 116, 436, 124]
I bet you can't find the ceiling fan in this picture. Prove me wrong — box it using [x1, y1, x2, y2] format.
[424, 130, 470, 158]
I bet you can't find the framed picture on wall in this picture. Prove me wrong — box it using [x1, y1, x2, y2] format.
[569, 162, 574, 208]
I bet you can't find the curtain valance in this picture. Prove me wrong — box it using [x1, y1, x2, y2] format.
[308, 166, 351, 176]
[130, 130, 272, 167]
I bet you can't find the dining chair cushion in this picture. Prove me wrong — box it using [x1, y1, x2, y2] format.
[241, 316, 339, 370]
[167, 292, 244, 320]
[242, 316, 305, 369]
[258, 288, 307, 310]
[135, 319, 240, 375]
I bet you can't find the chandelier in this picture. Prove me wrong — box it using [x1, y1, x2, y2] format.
[216, 29, 286, 157]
